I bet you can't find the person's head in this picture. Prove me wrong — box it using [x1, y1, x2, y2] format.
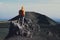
[19, 10, 23, 15]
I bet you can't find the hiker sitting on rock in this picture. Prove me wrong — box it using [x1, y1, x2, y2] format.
[19, 6, 25, 26]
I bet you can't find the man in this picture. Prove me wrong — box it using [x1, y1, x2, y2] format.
[19, 6, 25, 26]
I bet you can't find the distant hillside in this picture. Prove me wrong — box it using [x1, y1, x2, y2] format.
[0, 19, 8, 21]
[0, 21, 9, 28]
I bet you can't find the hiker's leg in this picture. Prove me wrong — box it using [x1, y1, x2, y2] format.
[22, 17, 24, 25]
[19, 18, 22, 26]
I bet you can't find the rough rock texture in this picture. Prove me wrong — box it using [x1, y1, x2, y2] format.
[4, 12, 60, 40]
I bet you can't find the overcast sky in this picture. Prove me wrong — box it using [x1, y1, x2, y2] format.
[0, 0, 60, 20]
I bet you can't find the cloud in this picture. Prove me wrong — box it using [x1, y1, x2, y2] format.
[22, 3, 60, 18]
[48, 0, 60, 4]
[0, 2, 18, 19]
[0, 2, 3, 5]
[0, 0, 60, 19]
[0, 0, 18, 3]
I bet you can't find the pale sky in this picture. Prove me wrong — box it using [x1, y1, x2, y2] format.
[0, 0, 60, 20]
